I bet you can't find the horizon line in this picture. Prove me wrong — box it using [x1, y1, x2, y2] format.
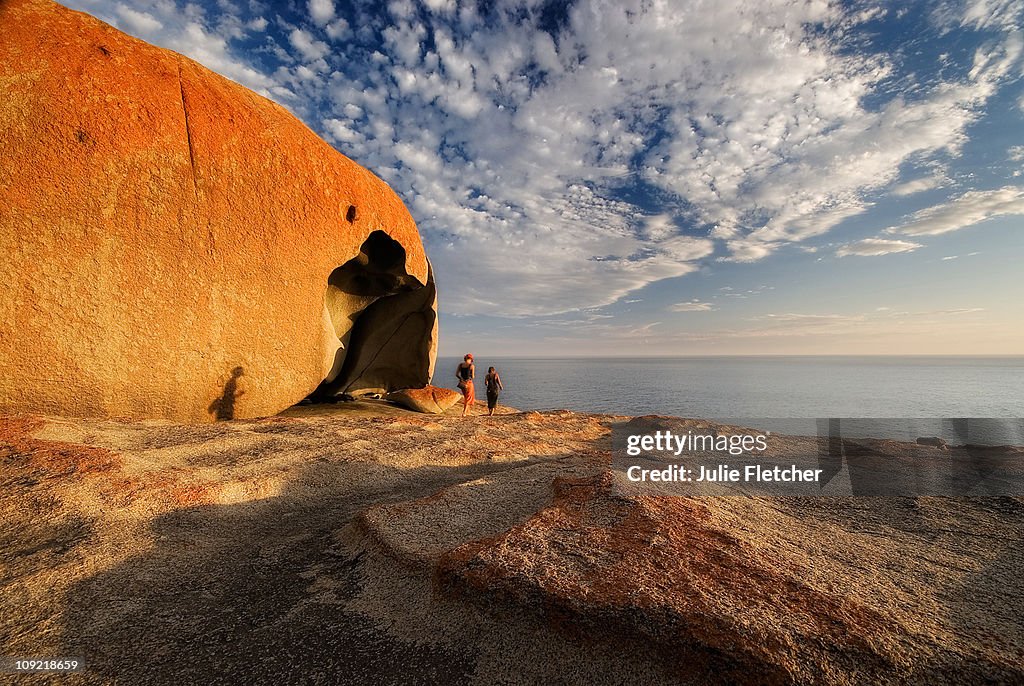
[435, 353, 1024, 359]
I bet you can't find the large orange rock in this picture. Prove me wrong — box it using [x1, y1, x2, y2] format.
[0, 0, 438, 422]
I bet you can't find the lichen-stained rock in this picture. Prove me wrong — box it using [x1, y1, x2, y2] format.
[434, 474, 906, 684]
[0, 0, 437, 422]
[386, 384, 461, 414]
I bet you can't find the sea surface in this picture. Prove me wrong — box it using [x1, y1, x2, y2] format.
[437, 356, 1024, 445]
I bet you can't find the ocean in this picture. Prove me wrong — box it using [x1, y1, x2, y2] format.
[437, 356, 1024, 445]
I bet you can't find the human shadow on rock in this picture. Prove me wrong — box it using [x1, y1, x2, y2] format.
[207, 367, 245, 421]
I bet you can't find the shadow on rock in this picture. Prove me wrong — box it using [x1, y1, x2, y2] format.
[207, 367, 246, 422]
[57, 457, 549, 685]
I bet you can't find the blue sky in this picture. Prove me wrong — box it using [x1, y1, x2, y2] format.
[68, 0, 1024, 355]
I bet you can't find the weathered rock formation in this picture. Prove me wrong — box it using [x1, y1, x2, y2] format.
[6, 409, 1020, 684]
[312, 258, 438, 401]
[386, 384, 461, 414]
[0, 0, 437, 422]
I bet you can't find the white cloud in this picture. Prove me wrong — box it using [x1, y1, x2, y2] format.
[697, 306, 990, 340]
[325, 18, 350, 40]
[308, 0, 335, 26]
[333, 0, 999, 311]
[720, 240, 781, 263]
[836, 238, 923, 257]
[891, 175, 946, 197]
[115, 5, 162, 34]
[175, 22, 276, 92]
[423, 0, 456, 13]
[958, 0, 1024, 31]
[1009, 145, 1024, 162]
[670, 300, 716, 312]
[888, 186, 1024, 236]
[718, 284, 773, 300]
[759, 313, 853, 323]
[289, 28, 330, 62]
[643, 214, 676, 242]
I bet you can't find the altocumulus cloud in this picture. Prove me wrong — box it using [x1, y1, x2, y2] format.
[64, 0, 1024, 318]
[308, 0, 335, 26]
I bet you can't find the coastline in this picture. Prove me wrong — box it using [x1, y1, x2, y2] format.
[3, 404, 1023, 684]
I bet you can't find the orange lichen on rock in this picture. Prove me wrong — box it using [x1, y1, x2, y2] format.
[170, 483, 214, 507]
[437, 473, 913, 684]
[0, 416, 120, 476]
[0, 0, 436, 422]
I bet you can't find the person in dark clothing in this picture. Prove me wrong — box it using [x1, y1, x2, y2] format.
[484, 366, 503, 416]
[455, 353, 475, 417]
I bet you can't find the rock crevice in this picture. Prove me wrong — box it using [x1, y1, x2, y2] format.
[177, 63, 199, 201]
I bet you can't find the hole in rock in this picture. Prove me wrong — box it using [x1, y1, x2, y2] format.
[345, 205, 357, 222]
[310, 231, 418, 400]
[327, 230, 410, 299]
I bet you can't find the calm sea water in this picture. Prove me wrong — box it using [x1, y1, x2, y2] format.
[438, 356, 1024, 444]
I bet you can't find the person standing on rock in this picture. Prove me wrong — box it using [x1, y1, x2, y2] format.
[485, 367, 503, 416]
[456, 354, 475, 417]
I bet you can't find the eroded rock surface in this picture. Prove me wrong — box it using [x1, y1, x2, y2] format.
[386, 385, 461, 414]
[0, 0, 437, 422]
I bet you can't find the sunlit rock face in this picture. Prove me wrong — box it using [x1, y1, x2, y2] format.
[0, 0, 437, 422]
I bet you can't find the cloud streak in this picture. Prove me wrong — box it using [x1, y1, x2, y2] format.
[888, 186, 1024, 236]
[836, 238, 923, 257]
[670, 300, 716, 313]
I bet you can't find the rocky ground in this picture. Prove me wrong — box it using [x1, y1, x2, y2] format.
[2, 401, 1023, 685]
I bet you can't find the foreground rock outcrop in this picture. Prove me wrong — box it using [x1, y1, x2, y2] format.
[0, 0, 436, 422]
[2, 405, 1022, 685]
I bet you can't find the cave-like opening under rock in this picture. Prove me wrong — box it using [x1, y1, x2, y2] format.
[309, 231, 436, 401]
